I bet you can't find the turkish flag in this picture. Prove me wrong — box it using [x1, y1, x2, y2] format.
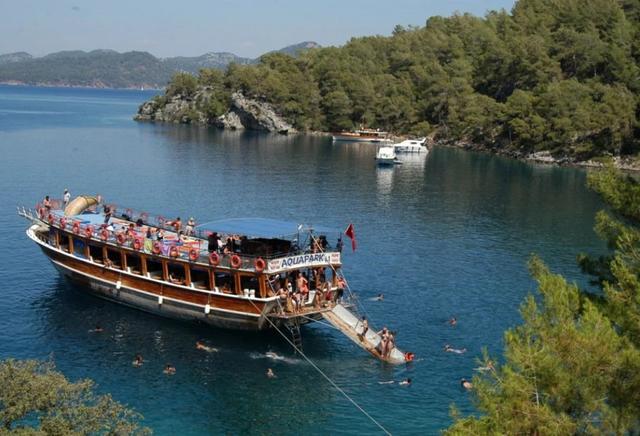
[344, 223, 356, 252]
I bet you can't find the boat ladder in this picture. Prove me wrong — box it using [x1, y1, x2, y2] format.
[284, 318, 303, 352]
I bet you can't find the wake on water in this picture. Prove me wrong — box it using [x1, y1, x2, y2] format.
[249, 351, 301, 365]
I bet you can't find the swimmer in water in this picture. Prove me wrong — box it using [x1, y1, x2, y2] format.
[163, 364, 176, 375]
[461, 378, 473, 390]
[267, 368, 276, 378]
[132, 354, 143, 367]
[375, 293, 384, 301]
[266, 351, 283, 360]
[89, 325, 104, 333]
[378, 380, 395, 385]
[196, 341, 218, 353]
[444, 344, 467, 354]
[475, 360, 495, 372]
[399, 378, 412, 386]
[448, 317, 457, 326]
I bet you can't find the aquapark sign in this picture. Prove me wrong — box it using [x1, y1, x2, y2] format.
[268, 252, 341, 271]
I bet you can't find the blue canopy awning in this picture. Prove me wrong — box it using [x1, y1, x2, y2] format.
[196, 218, 337, 239]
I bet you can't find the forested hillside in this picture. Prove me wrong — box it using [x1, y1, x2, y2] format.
[150, 0, 640, 159]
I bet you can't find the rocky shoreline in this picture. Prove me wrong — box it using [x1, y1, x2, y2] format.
[439, 140, 640, 172]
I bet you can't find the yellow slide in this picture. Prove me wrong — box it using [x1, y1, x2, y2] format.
[64, 195, 99, 216]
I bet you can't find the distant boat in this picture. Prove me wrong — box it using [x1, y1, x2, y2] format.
[140, 86, 144, 91]
[332, 129, 390, 143]
[393, 137, 428, 153]
[376, 145, 397, 165]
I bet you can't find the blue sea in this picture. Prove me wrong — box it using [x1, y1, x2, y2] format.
[0, 85, 606, 435]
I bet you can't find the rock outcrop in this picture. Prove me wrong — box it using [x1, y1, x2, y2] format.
[135, 91, 295, 134]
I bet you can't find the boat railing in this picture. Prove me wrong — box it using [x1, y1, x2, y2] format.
[21, 206, 341, 273]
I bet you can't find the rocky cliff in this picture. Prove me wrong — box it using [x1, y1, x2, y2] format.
[135, 91, 296, 134]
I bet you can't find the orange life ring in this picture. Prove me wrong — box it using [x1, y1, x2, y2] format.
[116, 232, 126, 245]
[152, 242, 162, 255]
[169, 245, 179, 258]
[209, 252, 220, 266]
[84, 226, 94, 238]
[72, 222, 80, 234]
[189, 248, 199, 261]
[133, 237, 142, 251]
[254, 257, 266, 272]
[404, 352, 415, 362]
[100, 229, 109, 241]
[59, 217, 67, 229]
[230, 254, 242, 269]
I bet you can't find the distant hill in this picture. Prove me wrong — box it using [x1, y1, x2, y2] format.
[0, 42, 320, 89]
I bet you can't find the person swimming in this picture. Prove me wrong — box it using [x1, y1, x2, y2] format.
[444, 344, 467, 354]
[448, 317, 457, 326]
[375, 293, 384, 301]
[266, 368, 276, 378]
[132, 354, 143, 367]
[163, 364, 176, 375]
[474, 360, 495, 372]
[196, 341, 218, 353]
[399, 378, 412, 386]
[89, 325, 104, 333]
[461, 378, 473, 390]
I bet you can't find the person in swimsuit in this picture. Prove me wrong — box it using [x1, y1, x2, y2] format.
[461, 378, 473, 390]
[267, 368, 276, 378]
[163, 364, 176, 375]
[132, 354, 144, 367]
[444, 344, 467, 354]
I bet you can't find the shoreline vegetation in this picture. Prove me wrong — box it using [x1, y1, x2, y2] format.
[135, 0, 640, 170]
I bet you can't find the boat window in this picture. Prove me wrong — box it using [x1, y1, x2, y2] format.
[59, 234, 71, 253]
[214, 272, 236, 294]
[239, 274, 258, 297]
[127, 253, 143, 275]
[167, 262, 186, 286]
[147, 258, 163, 279]
[72, 237, 86, 257]
[190, 266, 210, 290]
[88, 243, 104, 264]
[106, 248, 122, 269]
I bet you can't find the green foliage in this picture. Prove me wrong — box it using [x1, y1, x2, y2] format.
[447, 164, 640, 434]
[166, 72, 198, 98]
[153, 0, 640, 156]
[0, 359, 150, 435]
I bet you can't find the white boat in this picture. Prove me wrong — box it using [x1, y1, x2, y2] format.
[376, 145, 397, 165]
[393, 137, 428, 153]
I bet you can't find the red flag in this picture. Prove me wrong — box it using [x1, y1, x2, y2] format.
[344, 223, 356, 252]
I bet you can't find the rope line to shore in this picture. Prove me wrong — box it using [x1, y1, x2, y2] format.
[250, 300, 393, 436]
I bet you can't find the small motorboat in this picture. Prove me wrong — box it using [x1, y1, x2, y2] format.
[375, 145, 397, 165]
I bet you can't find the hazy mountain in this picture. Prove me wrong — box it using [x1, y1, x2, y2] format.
[0, 52, 33, 65]
[0, 42, 320, 89]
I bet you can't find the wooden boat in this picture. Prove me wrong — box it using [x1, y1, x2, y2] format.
[18, 196, 414, 364]
[332, 129, 390, 143]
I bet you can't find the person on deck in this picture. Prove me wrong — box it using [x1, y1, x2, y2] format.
[170, 217, 182, 233]
[157, 229, 165, 241]
[359, 316, 369, 340]
[336, 277, 346, 302]
[103, 204, 112, 224]
[43, 195, 51, 212]
[208, 232, 219, 253]
[186, 217, 196, 236]
[63, 189, 71, 208]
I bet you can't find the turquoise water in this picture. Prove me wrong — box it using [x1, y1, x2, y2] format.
[0, 85, 606, 435]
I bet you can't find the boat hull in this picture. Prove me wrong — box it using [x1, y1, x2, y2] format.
[34, 233, 276, 331]
[332, 135, 389, 143]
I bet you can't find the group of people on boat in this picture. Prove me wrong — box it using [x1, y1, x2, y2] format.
[269, 269, 346, 314]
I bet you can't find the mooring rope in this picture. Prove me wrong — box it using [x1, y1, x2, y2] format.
[248, 299, 392, 436]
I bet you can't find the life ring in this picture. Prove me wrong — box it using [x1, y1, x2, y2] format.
[100, 229, 109, 241]
[84, 226, 94, 238]
[152, 242, 162, 255]
[230, 254, 242, 269]
[133, 237, 143, 251]
[189, 248, 199, 261]
[72, 222, 80, 235]
[254, 257, 266, 272]
[59, 217, 67, 229]
[209, 252, 220, 266]
[48, 214, 55, 224]
[404, 352, 415, 362]
[169, 245, 179, 258]
[116, 232, 126, 245]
